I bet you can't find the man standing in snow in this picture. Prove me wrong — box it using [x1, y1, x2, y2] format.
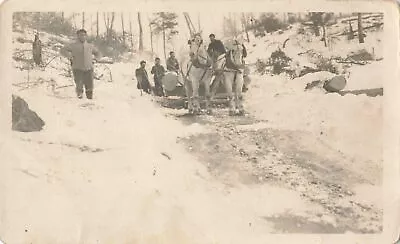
[64, 29, 101, 99]
[32, 33, 42, 66]
[135, 60, 151, 94]
[151, 57, 166, 97]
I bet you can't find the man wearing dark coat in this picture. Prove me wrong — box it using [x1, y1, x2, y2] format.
[151, 57, 166, 96]
[135, 60, 151, 94]
[207, 34, 226, 62]
[32, 33, 42, 66]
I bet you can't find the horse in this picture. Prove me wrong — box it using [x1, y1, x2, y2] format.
[183, 34, 213, 115]
[213, 40, 246, 116]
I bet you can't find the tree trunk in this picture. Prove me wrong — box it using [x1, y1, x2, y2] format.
[322, 24, 327, 47]
[129, 14, 134, 51]
[73, 13, 77, 29]
[357, 13, 364, 43]
[242, 13, 250, 42]
[82, 12, 85, 29]
[90, 14, 93, 36]
[61, 12, 64, 23]
[198, 13, 201, 33]
[138, 12, 143, 51]
[162, 21, 166, 62]
[103, 13, 108, 38]
[348, 20, 354, 40]
[313, 24, 320, 36]
[121, 13, 125, 45]
[96, 12, 99, 38]
[104, 12, 115, 41]
[149, 22, 154, 53]
[110, 12, 115, 36]
[283, 13, 288, 24]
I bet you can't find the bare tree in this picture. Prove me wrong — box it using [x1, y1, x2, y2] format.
[129, 14, 134, 51]
[150, 12, 179, 61]
[348, 20, 354, 40]
[357, 13, 365, 43]
[162, 20, 166, 61]
[138, 12, 143, 51]
[121, 13, 125, 45]
[82, 12, 85, 29]
[96, 12, 99, 38]
[90, 14, 93, 36]
[241, 13, 250, 42]
[322, 24, 327, 47]
[148, 16, 154, 53]
[72, 13, 77, 29]
[103, 12, 116, 40]
[307, 12, 334, 47]
[197, 13, 201, 33]
[309, 12, 322, 36]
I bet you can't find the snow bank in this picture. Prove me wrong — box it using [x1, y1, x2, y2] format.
[344, 61, 383, 90]
[245, 74, 382, 164]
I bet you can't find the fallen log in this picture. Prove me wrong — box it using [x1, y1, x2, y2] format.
[335, 60, 368, 65]
[333, 23, 384, 37]
[340, 13, 383, 23]
[337, 88, 383, 97]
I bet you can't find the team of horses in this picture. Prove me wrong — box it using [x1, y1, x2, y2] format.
[182, 34, 246, 116]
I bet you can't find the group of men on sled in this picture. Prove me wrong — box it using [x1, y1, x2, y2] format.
[135, 33, 248, 97]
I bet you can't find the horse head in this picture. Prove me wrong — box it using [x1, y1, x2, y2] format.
[229, 40, 245, 69]
[188, 34, 210, 66]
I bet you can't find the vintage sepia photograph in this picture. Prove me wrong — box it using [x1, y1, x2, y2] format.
[3, 9, 388, 243]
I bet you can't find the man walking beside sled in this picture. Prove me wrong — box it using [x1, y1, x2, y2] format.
[135, 60, 152, 94]
[151, 57, 166, 97]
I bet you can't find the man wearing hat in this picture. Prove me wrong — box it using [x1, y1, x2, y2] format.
[64, 29, 101, 99]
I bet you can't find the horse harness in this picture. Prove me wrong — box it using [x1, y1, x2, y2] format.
[214, 50, 244, 84]
[186, 40, 244, 85]
[187, 43, 213, 84]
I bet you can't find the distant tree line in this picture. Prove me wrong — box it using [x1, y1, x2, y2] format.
[224, 12, 382, 46]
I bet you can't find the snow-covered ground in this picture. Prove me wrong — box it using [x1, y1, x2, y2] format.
[4, 60, 338, 243]
[3, 14, 384, 242]
[242, 17, 383, 164]
[245, 70, 382, 164]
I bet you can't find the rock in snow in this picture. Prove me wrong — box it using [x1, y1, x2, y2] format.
[12, 95, 45, 132]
